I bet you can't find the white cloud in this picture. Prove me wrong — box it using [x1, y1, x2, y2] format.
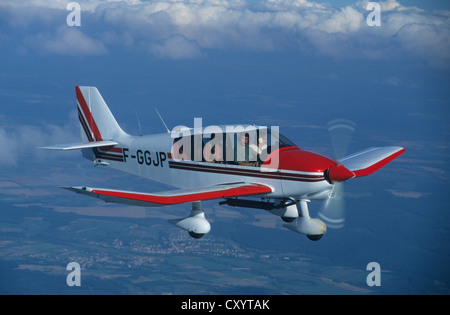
[317, 6, 364, 34]
[0, 112, 79, 167]
[393, 22, 450, 68]
[1, 0, 449, 64]
[150, 35, 204, 59]
[25, 26, 107, 55]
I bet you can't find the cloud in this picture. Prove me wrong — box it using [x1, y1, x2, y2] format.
[387, 189, 427, 199]
[25, 26, 107, 55]
[150, 35, 204, 59]
[1, 0, 449, 64]
[393, 22, 450, 68]
[0, 112, 79, 167]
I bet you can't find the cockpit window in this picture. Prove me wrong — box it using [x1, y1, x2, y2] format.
[172, 126, 297, 167]
[267, 128, 297, 149]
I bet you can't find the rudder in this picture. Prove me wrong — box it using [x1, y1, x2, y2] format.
[76, 86, 127, 142]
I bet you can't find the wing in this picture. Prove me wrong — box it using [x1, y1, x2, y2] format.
[39, 140, 118, 151]
[339, 146, 405, 178]
[62, 183, 272, 207]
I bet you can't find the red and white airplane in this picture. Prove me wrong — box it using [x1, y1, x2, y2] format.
[42, 86, 405, 241]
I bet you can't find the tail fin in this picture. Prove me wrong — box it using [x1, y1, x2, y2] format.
[40, 87, 128, 164]
[76, 86, 127, 142]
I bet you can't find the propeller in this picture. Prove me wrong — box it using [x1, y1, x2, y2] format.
[318, 119, 356, 229]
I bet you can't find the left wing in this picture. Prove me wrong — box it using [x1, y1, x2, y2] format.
[62, 183, 272, 207]
[39, 140, 119, 151]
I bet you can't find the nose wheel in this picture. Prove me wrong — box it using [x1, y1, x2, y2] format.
[283, 199, 327, 241]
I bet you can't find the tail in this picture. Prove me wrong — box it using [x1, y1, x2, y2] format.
[40, 86, 129, 165]
[76, 86, 126, 142]
[76, 86, 128, 163]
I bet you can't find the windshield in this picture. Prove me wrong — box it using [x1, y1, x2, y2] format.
[267, 127, 297, 149]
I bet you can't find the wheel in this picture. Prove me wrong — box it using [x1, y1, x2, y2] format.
[307, 234, 323, 241]
[281, 216, 296, 223]
[188, 231, 204, 239]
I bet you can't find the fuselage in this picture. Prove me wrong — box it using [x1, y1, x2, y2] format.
[87, 125, 336, 200]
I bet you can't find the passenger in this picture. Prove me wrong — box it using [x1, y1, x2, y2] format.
[203, 138, 223, 163]
[213, 142, 223, 163]
[235, 133, 256, 166]
[172, 138, 190, 161]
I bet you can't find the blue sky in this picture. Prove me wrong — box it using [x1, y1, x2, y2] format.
[0, 0, 449, 294]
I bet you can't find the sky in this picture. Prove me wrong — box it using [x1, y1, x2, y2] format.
[0, 0, 450, 295]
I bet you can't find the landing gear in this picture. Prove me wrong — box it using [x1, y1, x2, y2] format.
[281, 216, 296, 223]
[307, 234, 324, 241]
[283, 199, 327, 241]
[188, 231, 205, 239]
[168, 201, 211, 239]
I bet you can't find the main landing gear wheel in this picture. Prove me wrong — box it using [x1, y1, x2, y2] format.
[188, 231, 205, 239]
[307, 234, 323, 241]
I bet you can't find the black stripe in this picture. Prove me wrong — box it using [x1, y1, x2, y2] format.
[93, 147, 124, 162]
[168, 161, 324, 182]
[78, 107, 124, 162]
[78, 108, 94, 142]
[169, 161, 323, 179]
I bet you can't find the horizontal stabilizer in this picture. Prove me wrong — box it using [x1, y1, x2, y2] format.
[39, 140, 118, 151]
[61, 183, 272, 207]
[340, 146, 405, 178]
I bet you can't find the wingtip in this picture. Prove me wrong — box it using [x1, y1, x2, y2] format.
[59, 186, 89, 193]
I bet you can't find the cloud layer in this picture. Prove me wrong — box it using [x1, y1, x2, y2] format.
[0, 112, 79, 167]
[1, 0, 449, 65]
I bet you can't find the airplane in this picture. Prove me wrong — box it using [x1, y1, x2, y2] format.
[41, 86, 405, 241]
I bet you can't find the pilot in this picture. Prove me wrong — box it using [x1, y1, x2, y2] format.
[250, 136, 267, 155]
[250, 136, 268, 166]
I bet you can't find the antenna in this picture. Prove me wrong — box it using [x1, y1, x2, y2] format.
[134, 107, 143, 137]
[155, 108, 171, 134]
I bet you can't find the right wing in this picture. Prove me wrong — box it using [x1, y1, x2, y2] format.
[62, 182, 272, 207]
[340, 146, 405, 178]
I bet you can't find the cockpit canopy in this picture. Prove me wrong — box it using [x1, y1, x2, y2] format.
[171, 125, 297, 166]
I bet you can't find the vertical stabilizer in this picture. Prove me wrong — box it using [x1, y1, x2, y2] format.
[76, 86, 127, 142]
